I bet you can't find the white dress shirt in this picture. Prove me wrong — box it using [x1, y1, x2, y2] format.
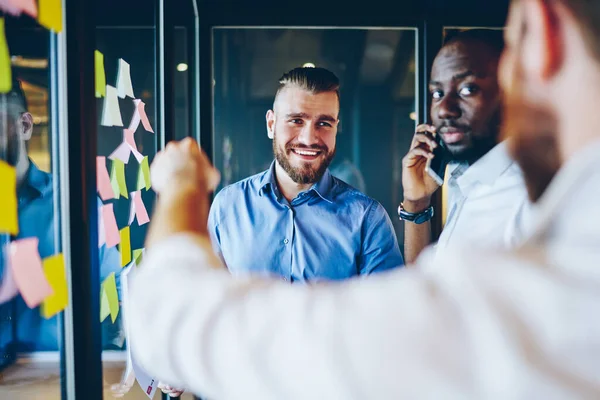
[130, 141, 600, 399]
[437, 142, 532, 252]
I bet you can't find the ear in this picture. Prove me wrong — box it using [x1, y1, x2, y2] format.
[521, 0, 562, 80]
[266, 109, 275, 139]
[20, 112, 34, 141]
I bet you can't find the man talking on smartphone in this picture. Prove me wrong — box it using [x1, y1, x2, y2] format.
[401, 29, 532, 263]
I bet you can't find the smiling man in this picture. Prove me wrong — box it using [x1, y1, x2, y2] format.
[208, 67, 403, 281]
[401, 29, 532, 263]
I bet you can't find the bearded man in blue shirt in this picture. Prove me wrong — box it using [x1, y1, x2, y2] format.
[208, 67, 404, 282]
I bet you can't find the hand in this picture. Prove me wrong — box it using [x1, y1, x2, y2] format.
[151, 137, 220, 195]
[401, 124, 441, 211]
[158, 382, 185, 397]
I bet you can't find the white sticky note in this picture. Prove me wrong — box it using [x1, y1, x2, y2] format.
[117, 59, 134, 99]
[101, 85, 124, 127]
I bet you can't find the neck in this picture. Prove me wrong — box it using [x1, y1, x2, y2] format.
[15, 152, 30, 188]
[274, 161, 313, 202]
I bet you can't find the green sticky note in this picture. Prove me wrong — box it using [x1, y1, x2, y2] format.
[100, 287, 110, 322]
[101, 273, 119, 323]
[137, 156, 151, 191]
[119, 227, 131, 267]
[133, 248, 144, 266]
[110, 159, 128, 199]
[95, 50, 106, 98]
[0, 18, 12, 94]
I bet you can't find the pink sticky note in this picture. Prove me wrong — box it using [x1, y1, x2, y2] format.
[128, 191, 150, 226]
[0, 257, 19, 305]
[97, 156, 115, 200]
[124, 128, 144, 162]
[0, 0, 36, 16]
[8, 238, 53, 308]
[133, 99, 154, 133]
[109, 142, 132, 164]
[101, 204, 121, 248]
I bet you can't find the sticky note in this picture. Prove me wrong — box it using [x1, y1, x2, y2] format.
[101, 85, 124, 127]
[9, 238, 53, 308]
[99, 286, 110, 322]
[117, 59, 134, 99]
[128, 191, 150, 226]
[137, 156, 151, 191]
[101, 204, 120, 248]
[0, 0, 37, 17]
[101, 273, 119, 322]
[38, 0, 62, 33]
[109, 142, 131, 164]
[41, 254, 68, 318]
[133, 248, 144, 266]
[95, 50, 106, 98]
[0, 160, 18, 235]
[119, 226, 131, 267]
[129, 99, 154, 133]
[97, 156, 114, 201]
[110, 159, 128, 199]
[98, 208, 106, 247]
[0, 257, 19, 304]
[124, 128, 144, 162]
[0, 18, 11, 94]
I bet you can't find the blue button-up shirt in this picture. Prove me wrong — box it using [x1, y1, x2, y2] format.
[0, 162, 122, 352]
[208, 162, 404, 282]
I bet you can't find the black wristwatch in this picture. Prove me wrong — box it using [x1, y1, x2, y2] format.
[398, 203, 434, 224]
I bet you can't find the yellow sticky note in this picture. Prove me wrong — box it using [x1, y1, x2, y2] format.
[133, 248, 144, 266]
[137, 156, 151, 191]
[110, 159, 128, 199]
[0, 18, 11, 94]
[0, 160, 18, 235]
[38, 0, 63, 33]
[119, 227, 131, 267]
[101, 273, 119, 323]
[41, 254, 68, 319]
[100, 287, 110, 322]
[95, 50, 106, 98]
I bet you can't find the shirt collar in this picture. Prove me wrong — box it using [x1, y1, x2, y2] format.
[18, 161, 52, 200]
[456, 141, 515, 190]
[258, 160, 334, 203]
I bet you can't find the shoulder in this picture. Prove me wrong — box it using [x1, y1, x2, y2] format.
[330, 176, 383, 215]
[213, 170, 266, 204]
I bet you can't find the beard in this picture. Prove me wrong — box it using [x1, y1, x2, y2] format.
[0, 113, 22, 167]
[501, 64, 561, 202]
[273, 135, 335, 185]
[437, 117, 500, 163]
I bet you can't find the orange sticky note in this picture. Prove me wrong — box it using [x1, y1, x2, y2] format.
[95, 50, 106, 98]
[38, 0, 62, 33]
[97, 156, 114, 201]
[0, 18, 11, 94]
[101, 273, 119, 322]
[101, 204, 120, 248]
[9, 238, 53, 308]
[0, 160, 18, 235]
[41, 254, 68, 318]
[119, 226, 131, 267]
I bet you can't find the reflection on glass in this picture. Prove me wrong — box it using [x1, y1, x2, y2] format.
[174, 26, 190, 141]
[212, 28, 418, 248]
[0, 23, 61, 399]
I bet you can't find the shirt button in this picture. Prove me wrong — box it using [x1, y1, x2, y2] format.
[283, 239, 289, 244]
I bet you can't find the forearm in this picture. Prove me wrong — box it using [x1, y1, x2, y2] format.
[402, 199, 432, 265]
[146, 183, 210, 248]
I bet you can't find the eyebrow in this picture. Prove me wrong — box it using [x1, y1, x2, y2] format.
[285, 112, 337, 122]
[429, 70, 481, 87]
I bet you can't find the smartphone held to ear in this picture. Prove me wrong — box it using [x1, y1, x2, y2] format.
[425, 131, 452, 186]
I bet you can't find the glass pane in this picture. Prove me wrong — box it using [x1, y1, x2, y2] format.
[0, 19, 62, 399]
[174, 26, 191, 140]
[95, 25, 161, 397]
[212, 28, 417, 251]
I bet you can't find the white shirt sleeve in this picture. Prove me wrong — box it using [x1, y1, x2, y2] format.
[129, 233, 600, 399]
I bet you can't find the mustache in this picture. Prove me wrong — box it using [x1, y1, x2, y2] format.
[435, 121, 471, 132]
[285, 143, 328, 152]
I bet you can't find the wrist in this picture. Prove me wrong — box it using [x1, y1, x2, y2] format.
[401, 198, 432, 213]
